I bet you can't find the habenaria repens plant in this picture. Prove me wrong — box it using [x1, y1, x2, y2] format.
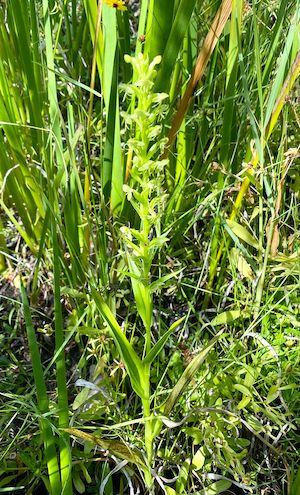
[87, 54, 222, 491]
[93, 53, 174, 488]
[120, 53, 170, 354]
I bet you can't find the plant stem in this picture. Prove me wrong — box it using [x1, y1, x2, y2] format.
[52, 225, 73, 494]
[142, 374, 153, 490]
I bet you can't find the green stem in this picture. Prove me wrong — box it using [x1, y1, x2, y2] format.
[253, 215, 275, 321]
[141, 205, 152, 355]
[52, 225, 73, 494]
[142, 376, 153, 490]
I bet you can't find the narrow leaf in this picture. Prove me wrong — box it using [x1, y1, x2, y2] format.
[226, 220, 259, 249]
[20, 281, 61, 494]
[149, 268, 184, 292]
[266, 385, 280, 404]
[233, 384, 253, 397]
[154, 0, 197, 93]
[163, 330, 223, 416]
[211, 310, 242, 326]
[65, 428, 146, 469]
[127, 257, 152, 332]
[163, 0, 232, 155]
[200, 480, 232, 495]
[237, 396, 251, 410]
[176, 458, 191, 494]
[143, 317, 184, 365]
[92, 290, 147, 399]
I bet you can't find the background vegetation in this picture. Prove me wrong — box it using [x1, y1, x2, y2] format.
[0, 0, 299, 493]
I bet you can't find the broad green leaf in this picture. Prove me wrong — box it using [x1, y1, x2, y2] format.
[211, 310, 242, 326]
[165, 488, 177, 495]
[92, 291, 147, 399]
[146, 0, 175, 61]
[237, 396, 251, 410]
[230, 247, 254, 281]
[226, 220, 259, 249]
[244, 369, 256, 388]
[72, 387, 94, 411]
[266, 385, 280, 404]
[233, 384, 253, 397]
[198, 480, 232, 495]
[192, 447, 205, 470]
[65, 428, 146, 469]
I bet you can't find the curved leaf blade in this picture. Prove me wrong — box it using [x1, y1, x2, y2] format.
[163, 330, 223, 415]
[92, 290, 147, 399]
[65, 428, 147, 469]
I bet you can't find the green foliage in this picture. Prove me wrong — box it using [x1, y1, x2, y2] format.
[0, 0, 300, 493]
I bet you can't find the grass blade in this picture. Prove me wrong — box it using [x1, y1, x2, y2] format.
[163, 0, 232, 157]
[153, 0, 197, 93]
[20, 282, 61, 494]
[102, 5, 124, 212]
[42, 0, 64, 177]
[291, 466, 300, 495]
[219, 0, 244, 166]
[83, 0, 104, 87]
[146, 0, 175, 61]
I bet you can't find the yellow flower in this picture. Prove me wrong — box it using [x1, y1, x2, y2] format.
[104, 0, 127, 11]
